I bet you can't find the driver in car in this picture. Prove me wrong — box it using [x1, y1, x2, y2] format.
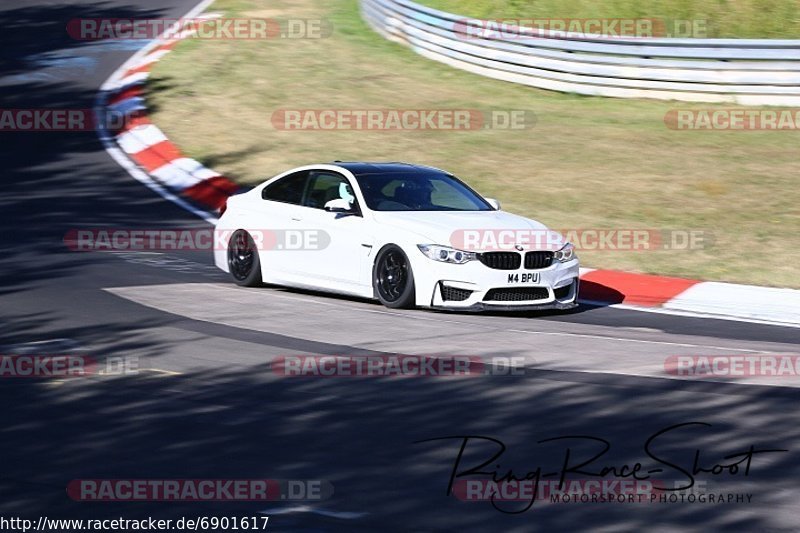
[392, 180, 435, 210]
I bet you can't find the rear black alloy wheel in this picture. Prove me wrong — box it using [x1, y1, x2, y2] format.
[373, 245, 415, 308]
[227, 230, 262, 287]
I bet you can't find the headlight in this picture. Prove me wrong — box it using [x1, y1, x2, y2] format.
[554, 243, 576, 262]
[417, 244, 476, 264]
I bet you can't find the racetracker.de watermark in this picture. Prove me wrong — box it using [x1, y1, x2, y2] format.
[0, 355, 138, 377]
[67, 479, 333, 501]
[0, 109, 131, 132]
[665, 355, 800, 377]
[454, 479, 749, 505]
[454, 479, 657, 503]
[271, 355, 528, 377]
[665, 109, 800, 130]
[270, 109, 536, 131]
[449, 229, 711, 251]
[67, 18, 332, 40]
[452, 18, 708, 39]
[64, 228, 330, 252]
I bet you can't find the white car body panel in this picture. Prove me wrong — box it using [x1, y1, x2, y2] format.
[214, 163, 579, 311]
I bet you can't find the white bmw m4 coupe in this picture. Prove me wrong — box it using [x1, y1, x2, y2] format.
[214, 162, 579, 311]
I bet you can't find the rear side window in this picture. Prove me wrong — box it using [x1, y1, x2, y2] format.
[262, 170, 309, 204]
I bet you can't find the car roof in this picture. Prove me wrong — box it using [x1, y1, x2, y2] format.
[330, 161, 448, 176]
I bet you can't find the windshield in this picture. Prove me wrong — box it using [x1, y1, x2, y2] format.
[355, 172, 493, 212]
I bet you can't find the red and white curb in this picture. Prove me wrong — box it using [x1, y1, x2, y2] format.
[95, 0, 236, 223]
[579, 268, 800, 327]
[95, 1, 800, 328]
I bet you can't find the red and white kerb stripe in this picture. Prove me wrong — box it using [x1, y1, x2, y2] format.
[103, 17, 239, 211]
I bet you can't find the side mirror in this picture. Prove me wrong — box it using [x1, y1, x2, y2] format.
[485, 198, 501, 210]
[324, 198, 353, 213]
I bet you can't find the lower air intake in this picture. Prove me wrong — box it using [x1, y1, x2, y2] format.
[483, 287, 549, 302]
[440, 284, 472, 302]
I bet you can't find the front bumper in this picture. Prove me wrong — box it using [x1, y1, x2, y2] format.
[412, 254, 580, 312]
[430, 297, 579, 313]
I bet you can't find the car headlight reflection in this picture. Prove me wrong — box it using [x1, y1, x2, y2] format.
[417, 244, 476, 264]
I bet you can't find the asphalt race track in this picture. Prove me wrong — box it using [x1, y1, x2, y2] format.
[1, 1, 798, 531]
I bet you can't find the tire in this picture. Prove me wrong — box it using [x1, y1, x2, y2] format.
[227, 230, 262, 287]
[373, 245, 416, 309]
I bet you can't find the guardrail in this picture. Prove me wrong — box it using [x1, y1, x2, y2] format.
[361, 0, 800, 105]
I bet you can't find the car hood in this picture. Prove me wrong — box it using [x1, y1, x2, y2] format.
[371, 210, 565, 251]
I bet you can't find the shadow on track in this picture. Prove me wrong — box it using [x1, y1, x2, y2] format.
[0, 359, 796, 531]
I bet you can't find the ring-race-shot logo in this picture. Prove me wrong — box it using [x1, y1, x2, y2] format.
[416, 423, 784, 514]
[665, 109, 800, 130]
[67, 479, 333, 501]
[272, 355, 528, 377]
[67, 18, 333, 40]
[63, 228, 330, 252]
[270, 109, 536, 131]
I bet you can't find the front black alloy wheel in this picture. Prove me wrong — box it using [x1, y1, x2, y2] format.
[227, 230, 262, 287]
[373, 245, 415, 309]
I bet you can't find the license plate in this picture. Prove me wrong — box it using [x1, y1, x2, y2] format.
[507, 272, 539, 284]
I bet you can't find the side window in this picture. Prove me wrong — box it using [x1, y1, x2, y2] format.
[303, 171, 357, 210]
[261, 170, 309, 205]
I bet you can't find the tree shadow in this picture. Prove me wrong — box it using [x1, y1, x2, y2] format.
[0, 344, 796, 530]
